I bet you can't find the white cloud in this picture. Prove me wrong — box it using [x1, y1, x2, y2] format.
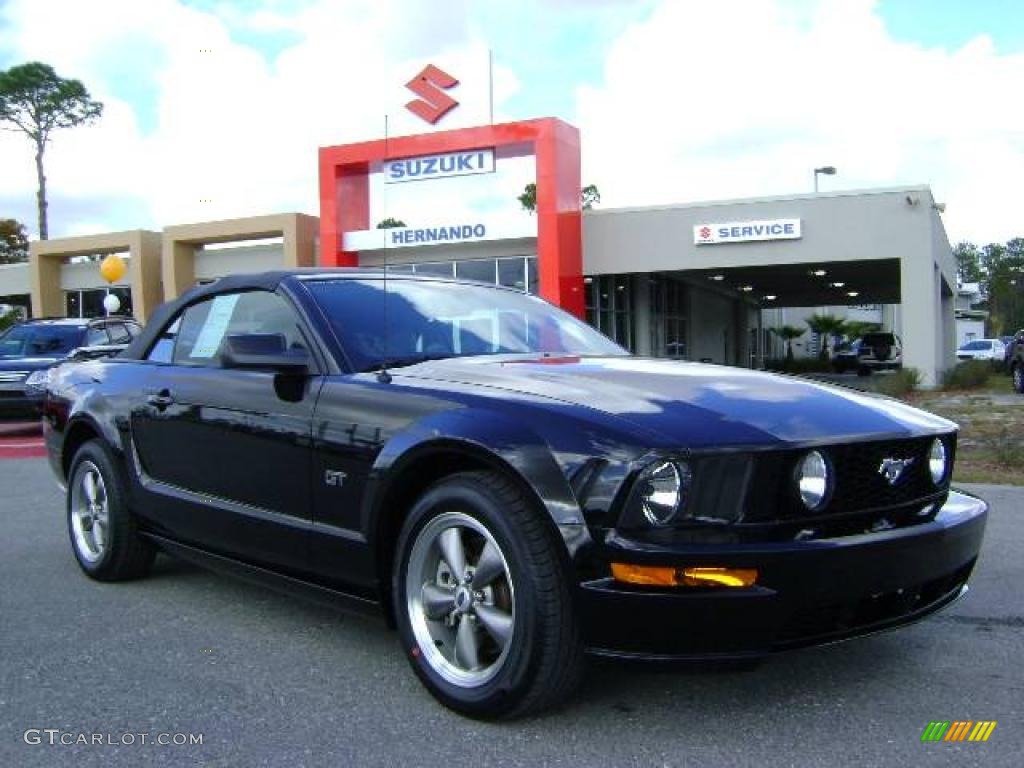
[0, 0, 1021, 246]
[574, 0, 1024, 244]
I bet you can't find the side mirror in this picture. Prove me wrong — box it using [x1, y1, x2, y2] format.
[222, 333, 310, 373]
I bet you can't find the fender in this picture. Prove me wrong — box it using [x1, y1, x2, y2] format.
[362, 406, 587, 542]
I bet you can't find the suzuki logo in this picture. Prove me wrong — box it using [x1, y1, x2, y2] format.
[878, 457, 914, 485]
[404, 64, 459, 124]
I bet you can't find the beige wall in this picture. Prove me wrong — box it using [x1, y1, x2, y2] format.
[162, 213, 318, 301]
[21, 213, 319, 322]
[29, 231, 161, 320]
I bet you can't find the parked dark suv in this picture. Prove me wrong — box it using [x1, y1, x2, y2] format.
[855, 332, 903, 376]
[0, 316, 140, 418]
[1009, 329, 1024, 393]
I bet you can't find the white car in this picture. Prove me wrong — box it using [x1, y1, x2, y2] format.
[957, 338, 1005, 361]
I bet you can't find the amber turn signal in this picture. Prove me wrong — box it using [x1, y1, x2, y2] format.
[611, 563, 758, 588]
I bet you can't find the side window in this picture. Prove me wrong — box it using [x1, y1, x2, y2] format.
[85, 327, 110, 346]
[146, 317, 181, 363]
[169, 291, 306, 368]
[106, 323, 132, 345]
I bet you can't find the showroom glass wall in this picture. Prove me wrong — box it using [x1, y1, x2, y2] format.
[386, 256, 538, 294]
[65, 287, 133, 319]
[585, 274, 690, 357]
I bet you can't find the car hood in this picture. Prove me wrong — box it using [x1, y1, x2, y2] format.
[399, 355, 954, 448]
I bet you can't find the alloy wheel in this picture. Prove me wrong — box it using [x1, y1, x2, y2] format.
[405, 511, 515, 688]
[70, 461, 109, 564]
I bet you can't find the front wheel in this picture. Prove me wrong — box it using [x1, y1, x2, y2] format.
[393, 471, 583, 719]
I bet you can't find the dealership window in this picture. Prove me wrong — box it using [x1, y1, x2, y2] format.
[386, 257, 539, 294]
[647, 276, 688, 358]
[584, 275, 634, 351]
[64, 287, 133, 319]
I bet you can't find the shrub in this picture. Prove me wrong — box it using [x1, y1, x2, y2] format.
[942, 361, 991, 391]
[875, 367, 923, 397]
[0, 309, 19, 334]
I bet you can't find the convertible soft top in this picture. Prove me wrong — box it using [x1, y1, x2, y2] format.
[119, 268, 382, 361]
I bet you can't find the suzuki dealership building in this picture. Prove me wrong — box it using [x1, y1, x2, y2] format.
[0, 108, 958, 385]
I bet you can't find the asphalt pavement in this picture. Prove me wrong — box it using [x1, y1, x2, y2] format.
[1, 457, 1021, 767]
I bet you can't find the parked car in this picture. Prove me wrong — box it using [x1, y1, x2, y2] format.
[854, 332, 903, 375]
[831, 338, 861, 373]
[956, 338, 1005, 363]
[44, 271, 987, 719]
[1008, 330, 1024, 393]
[0, 316, 140, 419]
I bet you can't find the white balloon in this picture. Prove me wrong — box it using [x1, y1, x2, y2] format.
[103, 294, 121, 314]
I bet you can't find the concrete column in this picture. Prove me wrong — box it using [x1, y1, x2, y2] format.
[940, 284, 956, 375]
[28, 244, 64, 317]
[283, 214, 319, 268]
[633, 275, 652, 356]
[899, 256, 942, 387]
[162, 240, 196, 303]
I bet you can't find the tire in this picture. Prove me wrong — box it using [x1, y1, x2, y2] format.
[1013, 363, 1024, 394]
[67, 439, 155, 581]
[393, 471, 584, 719]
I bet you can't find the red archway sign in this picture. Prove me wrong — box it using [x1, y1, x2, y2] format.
[317, 117, 584, 318]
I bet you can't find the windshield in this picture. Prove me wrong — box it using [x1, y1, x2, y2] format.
[0, 324, 83, 357]
[305, 278, 628, 372]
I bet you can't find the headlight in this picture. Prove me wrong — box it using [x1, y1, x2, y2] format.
[928, 438, 948, 484]
[795, 450, 831, 511]
[24, 369, 51, 392]
[636, 460, 691, 526]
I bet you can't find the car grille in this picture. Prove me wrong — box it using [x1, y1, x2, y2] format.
[0, 371, 29, 383]
[744, 435, 954, 523]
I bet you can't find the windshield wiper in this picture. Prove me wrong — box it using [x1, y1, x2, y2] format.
[361, 353, 455, 373]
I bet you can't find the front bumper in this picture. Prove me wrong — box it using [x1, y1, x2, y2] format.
[0, 390, 42, 418]
[579, 490, 987, 660]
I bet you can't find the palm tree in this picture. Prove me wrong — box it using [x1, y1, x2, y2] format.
[805, 313, 847, 359]
[771, 325, 805, 361]
[842, 320, 880, 342]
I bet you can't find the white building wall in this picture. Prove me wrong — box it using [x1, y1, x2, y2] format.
[689, 289, 735, 364]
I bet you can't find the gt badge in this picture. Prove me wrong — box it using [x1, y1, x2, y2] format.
[324, 470, 347, 487]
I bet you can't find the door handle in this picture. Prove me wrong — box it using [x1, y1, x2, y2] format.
[145, 388, 175, 409]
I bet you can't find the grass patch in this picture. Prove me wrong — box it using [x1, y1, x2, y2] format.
[905, 392, 1024, 485]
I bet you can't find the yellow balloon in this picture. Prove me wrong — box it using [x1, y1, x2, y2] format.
[99, 254, 127, 284]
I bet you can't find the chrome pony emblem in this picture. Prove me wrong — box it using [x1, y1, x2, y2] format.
[878, 457, 914, 485]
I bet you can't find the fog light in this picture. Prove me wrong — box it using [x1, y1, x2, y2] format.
[611, 563, 758, 588]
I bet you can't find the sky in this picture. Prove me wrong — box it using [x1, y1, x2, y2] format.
[0, 0, 1022, 246]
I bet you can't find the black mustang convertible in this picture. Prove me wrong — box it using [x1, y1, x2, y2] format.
[43, 270, 987, 718]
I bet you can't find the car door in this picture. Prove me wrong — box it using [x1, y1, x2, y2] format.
[130, 289, 323, 572]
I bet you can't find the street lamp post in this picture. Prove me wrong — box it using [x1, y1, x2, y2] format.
[814, 166, 837, 193]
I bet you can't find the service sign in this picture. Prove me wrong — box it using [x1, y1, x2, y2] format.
[384, 149, 495, 184]
[694, 218, 802, 245]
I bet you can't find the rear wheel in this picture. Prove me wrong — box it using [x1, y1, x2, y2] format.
[1013, 362, 1024, 394]
[68, 440, 155, 581]
[393, 471, 583, 719]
